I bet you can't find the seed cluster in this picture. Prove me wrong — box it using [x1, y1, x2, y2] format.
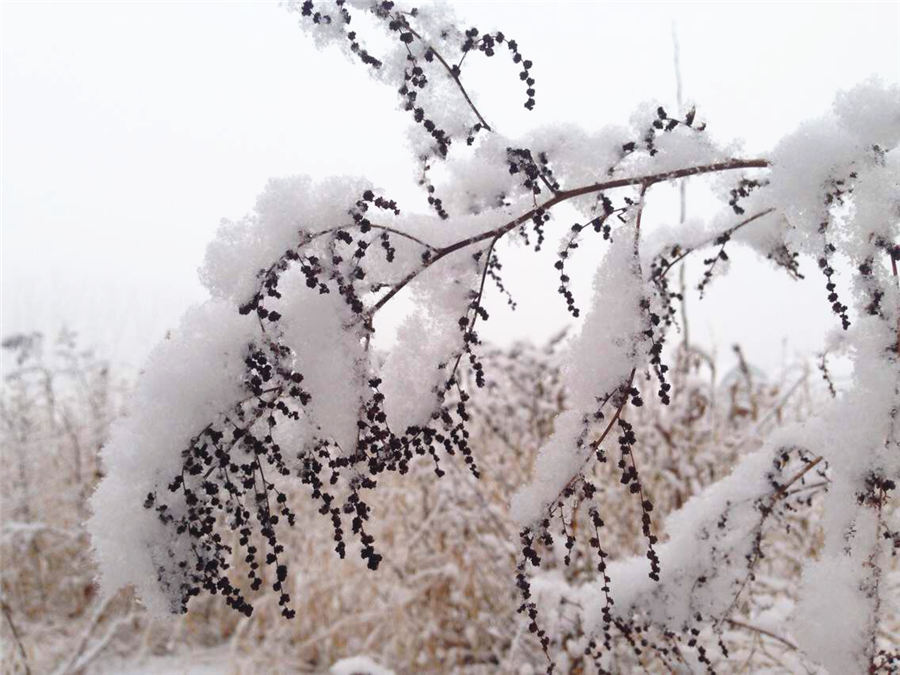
[554, 195, 623, 318]
[696, 231, 731, 298]
[857, 471, 896, 509]
[144, 365, 306, 618]
[613, 106, 704, 172]
[517, 528, 553, 668]
[615, 417, 660, 579]
[296, 1, 534, 164]
[417, 156, 448, 220]
[513, 377, 673, 670]
[859, 235, 898, 324]
[727, 177, 764, 216]
[639, 295, 672, 406]
[507, 148, 560, 197]
[766, 243, 804, 280]
[143, 182, 505, 616]
[648, 247, 684, 335]
[816, 175, 858, 330]
[485, 251, 516, 310]
[294, 1, 543, 237]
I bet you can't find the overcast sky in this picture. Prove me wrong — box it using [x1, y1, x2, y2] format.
[2, 1, 898, 378]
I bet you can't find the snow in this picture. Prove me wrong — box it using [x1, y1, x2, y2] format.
[279, 272, 368, 453]
[330, 655, 395, 675]
[201, 175, 373, 304]
[88, 300, 257, 615]
[84, 12, 900, 667]
[511, 231, 646, 527]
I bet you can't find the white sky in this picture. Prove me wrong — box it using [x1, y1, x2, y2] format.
[2, 1, 899, 377]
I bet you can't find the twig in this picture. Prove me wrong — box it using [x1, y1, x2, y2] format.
[651, 208, 776, 282]
[370, 159, 769, 316]
[403, 24, 493, 132]
[725, 618, 798, 651]
[1, 598, 31, 675]
[65, 612, 134, 674]
[53, 593, 117, 675]
[771, 456, 823, 503]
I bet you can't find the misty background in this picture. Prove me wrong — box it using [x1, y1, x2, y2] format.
[3, 0, 899, 377]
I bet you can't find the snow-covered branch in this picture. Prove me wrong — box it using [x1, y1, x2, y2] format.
[85, 2, 899, 672]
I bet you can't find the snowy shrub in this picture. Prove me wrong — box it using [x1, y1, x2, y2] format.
[87, 2, 899, 673]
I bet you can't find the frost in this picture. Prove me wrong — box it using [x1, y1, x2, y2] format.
[565, 237, 646, 411]
[834, 79, 900, 149]
[794, 557, 874, 674]
[510, 410, 586, 527]
[589, 445, 779, 629]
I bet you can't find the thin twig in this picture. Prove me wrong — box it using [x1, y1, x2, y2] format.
[771, 456, 823, 503]
[652, 208, 776, 282]
[403, 24, 492, 132]
[1, 598, 31, 675]
[54, 593, 117, 675]
[725, 618, 798, 651]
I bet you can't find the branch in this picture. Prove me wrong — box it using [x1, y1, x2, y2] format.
[651, 208, 776, 282]
[54, 593, 117, 675]
[403, 24, 493, 132]
[446, 236, 500, 383]
[370, 158, 769, 316]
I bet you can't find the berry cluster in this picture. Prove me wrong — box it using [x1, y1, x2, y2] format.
[697, 231, 731, 298]
[817, 245, 851, 330]
[296, 1, 535, 162]
[145, 367, 305, 618]
[859, 235, 898, 324]
[614, 105, 705, 170]
[615, 417, 659, 580]
[816, 175, 858, 330]
[144, 179, 512, 617]
[727, 177, 765, 215]
[857, 471, 897, 509]
[507, 148, 560, 197]
[417, 156, 448, 219]
[553, 194, 629, 318]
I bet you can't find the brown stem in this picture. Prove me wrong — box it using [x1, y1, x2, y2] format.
[770, 456, 823, 503]
[652, 208, 776, 282]
[891, 249, 899, 355]
[447, 237, 500, 383]
[370, 158, 769, 316]
[592, 369, 637, 452]
[718, 451, 825, 629]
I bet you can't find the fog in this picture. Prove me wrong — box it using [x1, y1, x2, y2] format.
[3, 1, 898, 377]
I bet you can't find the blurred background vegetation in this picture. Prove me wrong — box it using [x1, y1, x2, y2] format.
[7, 329, 890, 674]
